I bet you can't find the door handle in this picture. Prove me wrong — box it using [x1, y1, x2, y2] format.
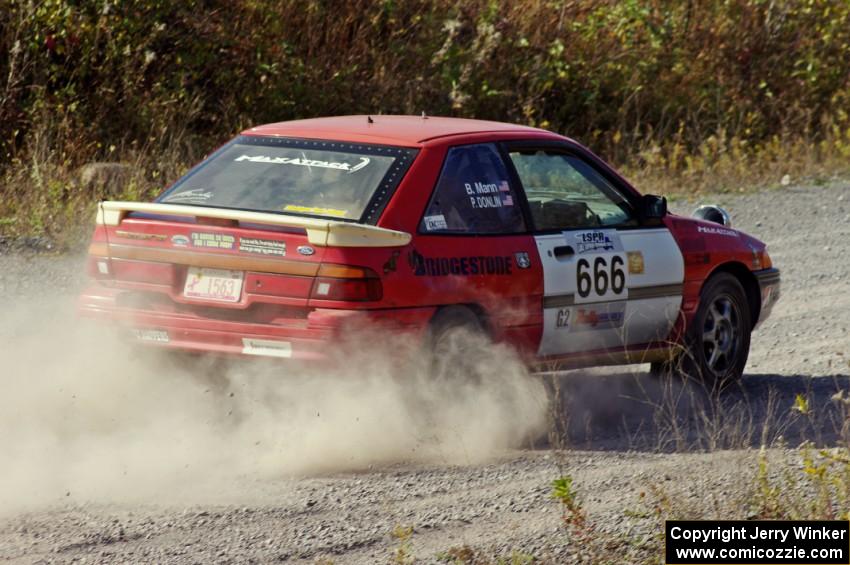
[553, 245, 575, 259]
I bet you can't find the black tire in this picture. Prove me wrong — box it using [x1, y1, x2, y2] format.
[427, 306, 487, 382]
[654, 273, 751, 387]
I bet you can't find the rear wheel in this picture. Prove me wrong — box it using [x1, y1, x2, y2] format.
[653, 273, 751, 387]
[427, 306, 487, 383]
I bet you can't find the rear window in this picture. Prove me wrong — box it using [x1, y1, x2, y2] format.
[158, 136, 416, 222]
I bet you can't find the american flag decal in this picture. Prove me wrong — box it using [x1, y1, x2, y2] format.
[498, 180, 510, 192]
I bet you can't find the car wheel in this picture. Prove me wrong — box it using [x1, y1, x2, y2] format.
[653, 273, 751, 387]
[427, 306, 487, 383]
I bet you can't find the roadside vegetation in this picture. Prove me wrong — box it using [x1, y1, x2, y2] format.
[1, 0, 849, 245]
[400, 377, 850, 564]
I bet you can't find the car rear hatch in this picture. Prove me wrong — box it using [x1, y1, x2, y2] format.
[87, 202, 410, 325]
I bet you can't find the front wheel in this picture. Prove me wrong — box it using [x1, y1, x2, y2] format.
[654, 273, 752, 387]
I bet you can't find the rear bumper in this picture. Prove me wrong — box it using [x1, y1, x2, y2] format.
[78, 285, 434, 361]
[754, 267, 781, 328]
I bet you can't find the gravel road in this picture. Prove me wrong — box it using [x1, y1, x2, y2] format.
[0, 181, 848, 564]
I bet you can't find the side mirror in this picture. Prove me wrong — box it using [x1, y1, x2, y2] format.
[692, 204, 732, 227]
[640, 194, 667, 221]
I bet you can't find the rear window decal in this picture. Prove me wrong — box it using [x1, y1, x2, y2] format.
[234, 154, 371, 173]
[283, 204, 348, 217]
[423, 214, 448, 231]
[162, 188, 213, 204]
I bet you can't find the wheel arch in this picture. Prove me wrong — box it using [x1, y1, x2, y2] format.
[428, 302, 492, 336]
[705, 261, 761, 329]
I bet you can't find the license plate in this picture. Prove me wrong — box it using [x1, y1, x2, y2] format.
[183, 267, 244, 303]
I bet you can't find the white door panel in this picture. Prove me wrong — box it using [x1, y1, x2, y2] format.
[537, 227, 684, 357]
[539, 296, 682, 355]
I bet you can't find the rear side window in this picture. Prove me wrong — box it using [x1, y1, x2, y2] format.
[420, 143, 526, 234]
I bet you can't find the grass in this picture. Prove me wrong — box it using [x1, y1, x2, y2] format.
[3, 0, 850, 247]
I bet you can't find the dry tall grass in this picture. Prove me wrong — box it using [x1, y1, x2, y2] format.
[1, 0, 849, 243]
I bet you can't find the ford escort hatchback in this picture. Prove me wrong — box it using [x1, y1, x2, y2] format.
[80, 116, 780, 383]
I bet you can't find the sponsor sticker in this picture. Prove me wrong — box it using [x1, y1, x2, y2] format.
[515, 251, 531, 269]
[283, 204, 348, 217]
[627, 251, 645, 274]
[239, 237, 286, 257]
[162, 188, 213, 204]
[408, 250, 513, 277]
[571, 229, 623, 254]
[570, 304, 626, 332]
[573, 305, 626, 330]
[235, 154, 371, 173]
[191, 232, 235, 249]
[697, 225, 738, 237]
[423, 214, 448, 231]
[241, 338, 292, 358]
[116, 230, 167, 242]
[130, 328, 169, 343]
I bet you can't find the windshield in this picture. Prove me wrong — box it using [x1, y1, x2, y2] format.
[158, 136, 414, 221]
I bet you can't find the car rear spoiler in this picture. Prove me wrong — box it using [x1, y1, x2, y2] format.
[96, 201, 412, 248]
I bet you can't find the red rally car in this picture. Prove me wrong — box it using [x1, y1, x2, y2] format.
[79, 116, 780, 382]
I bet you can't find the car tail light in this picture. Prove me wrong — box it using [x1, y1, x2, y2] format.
[310, 264, 382, 302]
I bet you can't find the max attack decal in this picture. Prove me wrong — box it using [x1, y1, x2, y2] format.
[191, 232, 235, 249]
[408, 250, 513, 276]
[239, 237, 286, 257]
[235, 154, 371, 173]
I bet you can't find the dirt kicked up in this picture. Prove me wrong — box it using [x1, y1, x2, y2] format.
[0, 180, 848, 563]
[0, 294, 547, 516]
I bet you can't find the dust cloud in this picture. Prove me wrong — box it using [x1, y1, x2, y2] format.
[0, 294, 548, 513]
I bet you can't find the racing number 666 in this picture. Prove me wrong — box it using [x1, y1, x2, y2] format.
[577, 255, 626, 300]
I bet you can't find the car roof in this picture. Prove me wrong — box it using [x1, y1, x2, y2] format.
[242, 115, 561, 147]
